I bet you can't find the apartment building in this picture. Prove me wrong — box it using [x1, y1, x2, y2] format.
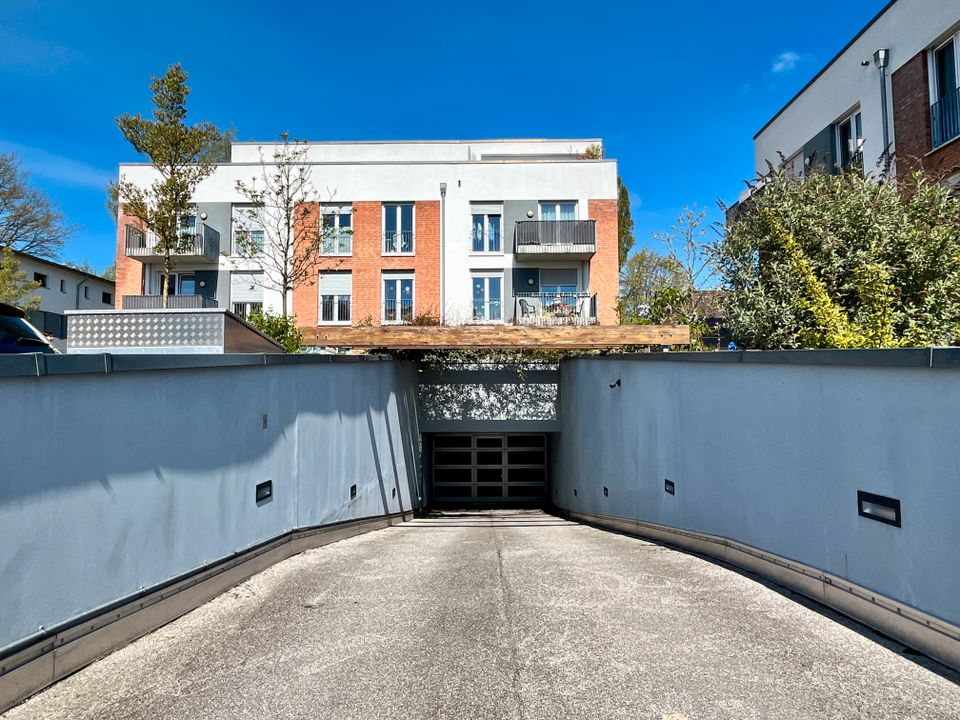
[752, 0, 960, 188]
[14, 250, 115, 350]
[114, 139, 620, 329]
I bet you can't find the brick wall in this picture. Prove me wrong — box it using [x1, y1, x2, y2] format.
[588, 199, 620, 325]
[893, 51, 960, 182]
[114, 215, 143, 308]
[292, 200, 441, 328]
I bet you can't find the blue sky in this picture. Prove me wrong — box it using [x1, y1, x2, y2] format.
[0, 0, 889, 272]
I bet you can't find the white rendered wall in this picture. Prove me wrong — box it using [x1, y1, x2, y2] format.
[754, 0, 960, 175]
[16, 255, 115, 314]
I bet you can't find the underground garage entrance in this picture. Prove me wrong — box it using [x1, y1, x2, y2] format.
[428, 433, 549, 504]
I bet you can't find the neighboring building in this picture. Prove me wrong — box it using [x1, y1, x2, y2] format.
[752, 0, 960, 189]
[13, 251, 115, 351]
[113, 139, 620, 328]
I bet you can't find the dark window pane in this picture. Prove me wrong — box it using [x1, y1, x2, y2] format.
[508, 450, 545, 465]
[508, 467, 546, 484]
[477, 468, 504, 483]
[507, 435, 546, 448]
[434, 485, 472, 498]
[435, 450, 472, 466]
[477, 485, 504, 497]
[434, 435, 471, 448]
[936, 41, 957, 98]
[434, 467, 471, 483]
[476, 437, 503, 448]
[476, 451, 503, 465]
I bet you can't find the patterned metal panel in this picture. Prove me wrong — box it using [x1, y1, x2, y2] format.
[68, 312, 224, 349]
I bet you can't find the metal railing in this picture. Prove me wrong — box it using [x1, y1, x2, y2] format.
[320, 230, 353, 255]
[515, 220, 596, 252]
[383, 298, 414, 323]
[124, 223, 220, 261]
[320, 296, 352, 323]
[513, 292, 598, 326]
[932, 87, 960, 149]
[122, 295, 218, 310]
[383, 231, 414, 254]
[472, 230, 502, 253]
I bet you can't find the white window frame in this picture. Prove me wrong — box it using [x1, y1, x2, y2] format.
[930, 32, 960, 103]
[382, 272, 415, 324]
[232, 302, 262, 320]
[320, 204, 353, 256]
[318, 271, 352, 325]
[470, 271, 504, 323]
[231, 203, 265, 256]
[470, 205, 504, 254]
[382, 203, 416, 256]
[835, 108, 864, 168]
[538, 201, 578, 221]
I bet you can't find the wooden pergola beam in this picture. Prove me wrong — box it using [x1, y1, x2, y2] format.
[301, 325, 690, 350]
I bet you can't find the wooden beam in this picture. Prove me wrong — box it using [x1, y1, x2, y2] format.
[301, 325, 690, 350]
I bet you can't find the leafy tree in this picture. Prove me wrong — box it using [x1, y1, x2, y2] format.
[232, 134, 335, 316]
[115, 64, 223, 305]
[716, 168, 960, 348]
[0, 247, 41, 310]
[0, 153, 73, 258]
[102, 262, 116, 281]
[618, 248, 683, 324]
[617, 177, 635, 269]
[247, 307, 303, 353]
[652, 205, 717, 324]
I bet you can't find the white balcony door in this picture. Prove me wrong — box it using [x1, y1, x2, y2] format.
[472, 273, 503, 322]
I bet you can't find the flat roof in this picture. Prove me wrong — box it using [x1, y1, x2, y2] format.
[229, 137, 604, 146]
[754, 0, 899, 139]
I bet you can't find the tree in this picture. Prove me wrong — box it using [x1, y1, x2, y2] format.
[0, 247, 41, 310]
[0, 153, 73, 259]
[716, 167, 960, 348]
[617, 177, 635, 269]
[618, 248, 683, 324]
[232, 134, 334, 317]
[247, 307, 303, 353]
[652, 204, 717, 325]
[115, 64, 223, 305]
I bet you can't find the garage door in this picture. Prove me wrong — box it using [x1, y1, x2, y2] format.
[431, 434, 547, 503]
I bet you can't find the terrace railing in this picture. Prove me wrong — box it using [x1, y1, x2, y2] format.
[514, 292, 598, 326]
[932, 86, 960, 149]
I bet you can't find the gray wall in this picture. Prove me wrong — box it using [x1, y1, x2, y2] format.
[0, 358, 421, 653]
[552, 356, 960, 628]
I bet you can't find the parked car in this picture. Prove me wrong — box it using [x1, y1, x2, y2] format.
[0, 302, 57, 353]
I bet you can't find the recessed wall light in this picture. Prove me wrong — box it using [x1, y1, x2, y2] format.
[664, 479, 675, 495]
[255, 480, 273, 504]
[858, 491, 900, 527]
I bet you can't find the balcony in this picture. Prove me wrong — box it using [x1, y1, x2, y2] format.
[124, 223, 220, 263]
[932, 87, 960, 149]
[514, 292, 598, 326]
[383, 298, 414, 324]
[383, 231, 414, 255]
[514, 220, 596, 259]
[122, 294, 218, 310]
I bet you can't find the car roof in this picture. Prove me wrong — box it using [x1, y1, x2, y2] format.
[0, 302, 26, 318]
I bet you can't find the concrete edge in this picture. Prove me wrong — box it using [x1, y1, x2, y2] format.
[562, 508, 960, 673]
[0, 510, 415, 714]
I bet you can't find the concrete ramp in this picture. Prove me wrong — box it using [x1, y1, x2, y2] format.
[4, 511, 957, 719]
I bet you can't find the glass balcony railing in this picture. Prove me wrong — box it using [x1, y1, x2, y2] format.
[932, 87, 960, 149]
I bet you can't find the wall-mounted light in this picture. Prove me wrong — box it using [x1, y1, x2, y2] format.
[350, 484, 358, 500]
[858, 491, 900, 527]
[609, 378, 621, 389]
[256, 480, 273, 504]
[664, 479, 675, 495]
[603, 486, 609, 497]
[527, 278, 535, 286]
[198, 280, 206, 288]
[440, 182, 447, 197]
[200, 212, 208, 221]
[527, 210, 534, 218]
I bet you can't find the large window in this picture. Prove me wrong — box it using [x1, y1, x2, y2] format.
[471, 204, 502, 253]
[319, 271, 352, 324]
[151, 271, 195, 295]
[232, 204, 265, 255]
[836, 110, 863, 169]
[539, 201, 577, 221]
[383, 203, 414, 254]
[230, 271, 263, 319]
[321, 205, 352, 255]
[383, 272, 414, 323]
[472, 273, 503, 322]
[932, 34, 960, 148]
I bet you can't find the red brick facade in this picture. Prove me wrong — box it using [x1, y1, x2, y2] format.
[893, 51, 960, 183]
[114, 214, 143, 308]
[292, 201, 441, 328]
[588, 199, 620, 326]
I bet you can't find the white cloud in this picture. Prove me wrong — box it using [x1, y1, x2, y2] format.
[0, 140, 111, 191]
[772, 50, 802, 74]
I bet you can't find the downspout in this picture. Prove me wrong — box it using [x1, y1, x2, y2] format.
[439, 182, 447, 324]
[874, 49, 891, 175]
[75, 277, 89, 310]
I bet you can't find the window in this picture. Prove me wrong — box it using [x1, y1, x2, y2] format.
[321, 205, 352, 255]
[101, 291, 112, 305]
[34, 272, 48, 288]
[232, 204, 265, 254]
[472, 273, 503, 322]
[59, 278, 66, 293]
[319, 271, 352, 324]
[471, 204, 502, 253]
[178, 210, 197, 240]
[932, 34, 960, 148]
[382, 272, 414, 323]
[230, 272, 263, 314]
[539, 202, 577, 221]
[83, 286, 90, 300]
[383, 203, 414, 254]
[541, 268, 579, 311]
[150, 271, 194, 296]
[836, 110, 863, 168]
[232, 302, 262, 320]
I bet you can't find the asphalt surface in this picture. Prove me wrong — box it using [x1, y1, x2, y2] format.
[6, 510, 959, 719]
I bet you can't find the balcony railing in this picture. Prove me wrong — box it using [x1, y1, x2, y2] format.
[383, 298, 414, 323]
[932, 87, 960, 149]
[122, 295, 218, 310]
[472, 230, 503, 253]
[514, 221, 596, 257]
[124, 223, 220, 262]
[468, 299, 504, 323]
[383, 231, 414, 254]
[514, 292, 598, 326]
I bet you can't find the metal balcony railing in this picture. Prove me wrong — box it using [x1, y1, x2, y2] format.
[383, 298, 414, 323]
[122, 295, 218, 310]
[124, 223, 220, 262]
[514, 221, 596, 255]
[383, 231, 414, 254]
[514, 292, 598, 326]
[472, 230, 502, 253]
[320, 230, 352, 255]
[932, 87, 960, 149]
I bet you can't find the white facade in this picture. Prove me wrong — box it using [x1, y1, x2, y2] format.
[753, 0, 960, 183]
[117, 139, 618, 325]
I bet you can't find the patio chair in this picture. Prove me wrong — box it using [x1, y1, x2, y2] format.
[518, 298, 537, 320]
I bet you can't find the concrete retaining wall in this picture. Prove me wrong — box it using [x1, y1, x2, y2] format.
[0, 356, 422, 655]
[552, 354, 960, 633]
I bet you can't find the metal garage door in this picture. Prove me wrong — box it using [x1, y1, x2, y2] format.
[432, 434, 547, 503]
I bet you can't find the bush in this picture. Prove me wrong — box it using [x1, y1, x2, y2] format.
[247, 308, 303, 353]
